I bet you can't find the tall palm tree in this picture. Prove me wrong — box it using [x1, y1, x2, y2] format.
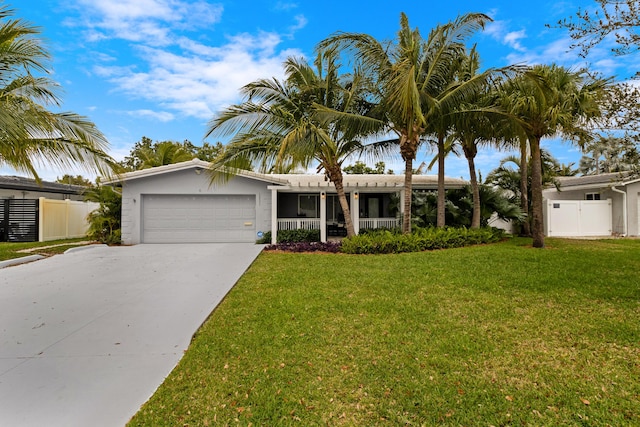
[0, 4, 115, 179]
[501, 65, 609, 247]
[319, 12, 507, 233]
[205, 52, 378, 237]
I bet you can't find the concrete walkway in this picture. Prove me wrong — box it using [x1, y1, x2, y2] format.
[0, 243, 263, 427]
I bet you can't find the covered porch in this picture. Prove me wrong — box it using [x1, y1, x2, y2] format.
[267, 173, 467, 244]
[273, 190, 400, 242]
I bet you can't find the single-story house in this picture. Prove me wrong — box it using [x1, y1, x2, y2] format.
[543, 172, 640, 237]
[0, 175, 86, 201]
[109, 159, 468, 245]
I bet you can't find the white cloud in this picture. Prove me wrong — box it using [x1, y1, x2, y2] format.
[72, 0, 223, 46]
[95, 35, 303, 120]
[503, 30, 527, 52]
[127, 109, 175, 122]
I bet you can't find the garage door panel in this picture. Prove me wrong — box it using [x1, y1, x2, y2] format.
[142, 195, 256, 243]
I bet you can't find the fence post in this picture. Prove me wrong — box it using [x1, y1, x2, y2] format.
[38, 198, 45, 242]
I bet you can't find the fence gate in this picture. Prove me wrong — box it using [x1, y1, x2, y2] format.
[0, 199, 40, 242]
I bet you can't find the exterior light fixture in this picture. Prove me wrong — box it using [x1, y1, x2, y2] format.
[354, 192, 359, 200]
[321, 191, 326, 199]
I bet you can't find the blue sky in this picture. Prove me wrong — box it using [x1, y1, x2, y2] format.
[6, 0, 638, 181]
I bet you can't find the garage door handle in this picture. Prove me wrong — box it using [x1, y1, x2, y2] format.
[244, 222, 253, 226]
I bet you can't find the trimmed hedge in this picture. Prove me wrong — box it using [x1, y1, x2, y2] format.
[277, 228, 320, 243]
[340, 227, 506, 254]
[264, 241, 342, 253]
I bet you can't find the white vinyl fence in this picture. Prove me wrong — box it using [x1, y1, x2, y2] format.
[544, 199, 612, 237]
[38, 198, 99, 242]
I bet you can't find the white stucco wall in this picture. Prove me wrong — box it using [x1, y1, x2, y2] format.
[625, 182, 640, 236]
[120, 169, 273, 244]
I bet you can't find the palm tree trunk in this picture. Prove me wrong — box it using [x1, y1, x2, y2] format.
[530, 136, 545, 248]
[402, 156, 413, 234]
[328, 168, 356, 237]
[463, 144, 481, 229]
[437, 133, 446, 228]
[519, 139, 531, 237]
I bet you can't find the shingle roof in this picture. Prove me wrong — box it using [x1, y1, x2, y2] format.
[0, 175, 86, 195]
[554, 171, 640, 190]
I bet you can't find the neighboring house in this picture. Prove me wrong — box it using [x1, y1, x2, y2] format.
[109, 159, 468, 245]
[543, 172, 640, 237]
[0, 175, 86, 201]
[0, 176, 92, 242]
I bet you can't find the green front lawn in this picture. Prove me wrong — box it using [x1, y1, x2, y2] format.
[129, 238, 640, 426]
[0, 238, 91, 261]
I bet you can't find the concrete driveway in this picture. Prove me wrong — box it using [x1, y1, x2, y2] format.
[0, 243, 263, 427]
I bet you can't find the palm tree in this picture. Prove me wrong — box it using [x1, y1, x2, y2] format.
[443, 46, 513, 228]
[318, 12, 495, 233]
[579, 135, 639, 175]
[205, 52, 378, 237]
[500, 65, 608, 248]
[0, 4, 115, 179]
[138, 141, 194, 169]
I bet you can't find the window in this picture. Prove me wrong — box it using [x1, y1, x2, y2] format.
[298, 194, 319, 217]
[585, 193, 601, 201]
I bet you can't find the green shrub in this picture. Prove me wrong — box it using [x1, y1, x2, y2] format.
[277, 229, 320, 243]
[85, 185, 122, 244]
[340, 227, 506, 254]
[256, 231, 272, 244]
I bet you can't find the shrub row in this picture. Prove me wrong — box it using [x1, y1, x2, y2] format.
[264, 241, 342, 253]
[340, 227, 506, 254]
[256, 229, 321, 244]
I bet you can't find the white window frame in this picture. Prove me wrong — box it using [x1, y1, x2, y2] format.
[585, 192, 601, 201]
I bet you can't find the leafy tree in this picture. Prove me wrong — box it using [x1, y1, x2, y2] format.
[0, 4, 115, 180]
[55, 174, 94, 187]
[579, 135, 640, 174]
[120, 137, 224, 171]
[556, 0, 640, 57]
[84, 185, 121, 244]
[408, 185, 523, 228]
[206, 52, 379, 237]
[343, 161, 387, 174]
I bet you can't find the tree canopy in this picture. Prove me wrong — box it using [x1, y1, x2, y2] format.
[0, 4, 116, 180]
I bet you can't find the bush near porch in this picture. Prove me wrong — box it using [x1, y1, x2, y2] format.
[128, 238, 640, 426]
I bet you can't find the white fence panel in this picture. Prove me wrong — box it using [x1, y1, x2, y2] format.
[277, 218, 320, 230]
[545, 199, 611, 237]
[359, 218, 399, 229]
[39, 198, 100, 242]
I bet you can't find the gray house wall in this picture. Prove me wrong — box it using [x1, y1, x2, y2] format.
[120, 169, 272, 244]
[544, 184, 640, 236]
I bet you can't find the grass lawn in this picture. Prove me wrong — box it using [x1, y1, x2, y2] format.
[0, 238, 93, 261]
[129, 238, 640, 426]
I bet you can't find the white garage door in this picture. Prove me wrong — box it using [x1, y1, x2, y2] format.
[142, 195, 256, 243]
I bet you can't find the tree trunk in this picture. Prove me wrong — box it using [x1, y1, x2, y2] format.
[519, 139, 531, 237]
[402, 156, 413, 234]
[463, 143, 481, 229]
[329, 168, 355, 237]
[529, 136, 545, 248]
[437, 133, 446, 228]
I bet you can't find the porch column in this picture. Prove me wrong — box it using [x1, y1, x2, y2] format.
[351, 191, 360, 234]
[270, 188, 278, 244]
[320, 191, 327, 242]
